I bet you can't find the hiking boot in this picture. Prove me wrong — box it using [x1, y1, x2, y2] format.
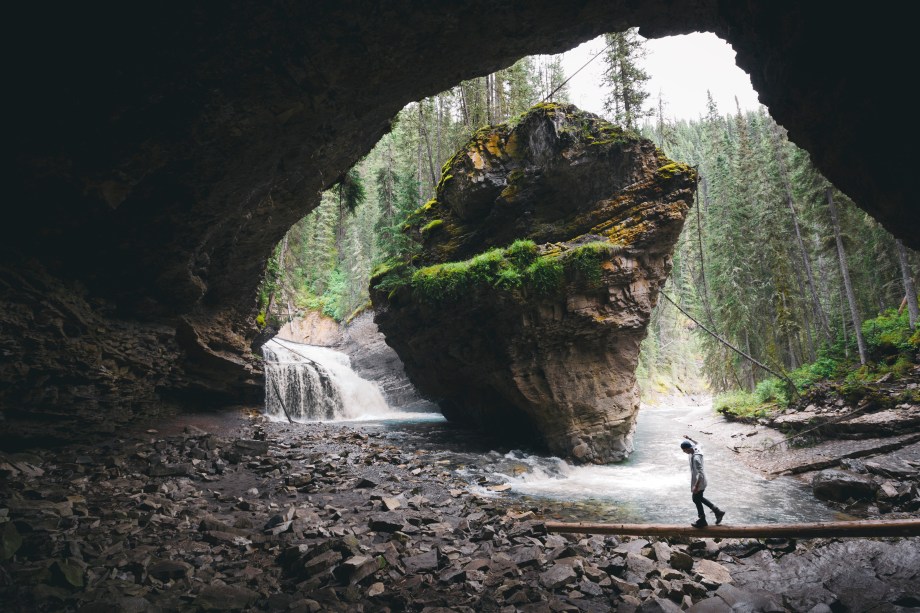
[691, 518, 708, 528]
[715, 510, 725, 525]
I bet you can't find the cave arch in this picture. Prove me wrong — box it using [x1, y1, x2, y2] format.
[2, 2, 913, 442]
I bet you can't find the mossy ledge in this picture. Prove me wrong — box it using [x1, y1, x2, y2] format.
[371, 103, 696, 463]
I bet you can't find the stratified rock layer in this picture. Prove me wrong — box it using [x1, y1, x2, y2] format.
[371, 104, 695, 462]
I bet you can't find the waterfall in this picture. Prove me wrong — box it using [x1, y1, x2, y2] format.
[262, 338, 395, 421]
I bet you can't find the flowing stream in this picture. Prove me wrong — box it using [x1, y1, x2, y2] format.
[473, 399, 837, 523]
[263, 340, 835, 523]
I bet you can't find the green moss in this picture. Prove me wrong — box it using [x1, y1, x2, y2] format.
[255, 312, 266, 329]
[403, 198, 440, 231]
[370, 260, 415, 295]
[421, 219, 444, 235]
[522, 256, 564, 296]
[657, 162, 693, 180]
[406, 240, 565, 303]
[561, 241, 619, 287]
[436, 174, 454, 192]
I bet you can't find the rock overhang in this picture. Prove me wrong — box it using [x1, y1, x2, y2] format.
[371, 104, 696, 462]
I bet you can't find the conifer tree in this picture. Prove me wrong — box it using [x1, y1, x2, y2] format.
[601, 29, 652, 129]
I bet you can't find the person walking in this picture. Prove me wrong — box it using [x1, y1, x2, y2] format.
[681, 436, 725, 528]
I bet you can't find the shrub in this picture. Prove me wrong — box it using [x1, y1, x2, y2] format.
[862, 308, 913, 359]
[714, 390, 773, 420]
[789, 357, 843, 389]
[754, 377, 791, 406]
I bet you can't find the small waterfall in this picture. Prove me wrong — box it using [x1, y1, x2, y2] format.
[262, 338, 395, 421]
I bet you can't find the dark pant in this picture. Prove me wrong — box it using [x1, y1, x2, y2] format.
[692, 490, 719, 519]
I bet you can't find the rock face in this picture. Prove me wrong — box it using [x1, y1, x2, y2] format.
[371, 104, 695, 462]
[340, 312, 426, 409]
[276, 311, 343, 347]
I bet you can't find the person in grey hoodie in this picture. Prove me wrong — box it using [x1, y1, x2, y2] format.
[681, 437, 725, 528]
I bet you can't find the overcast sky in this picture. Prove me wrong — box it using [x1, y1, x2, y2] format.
[560, 32, 761, 122]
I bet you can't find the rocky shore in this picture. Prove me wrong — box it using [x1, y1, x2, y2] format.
[707, 368, 920, 518]
[2, 409, 918, 612]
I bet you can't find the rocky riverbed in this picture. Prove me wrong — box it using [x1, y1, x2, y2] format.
[2, 408, 918, 612]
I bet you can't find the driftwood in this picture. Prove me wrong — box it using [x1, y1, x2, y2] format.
[544, 519, 920, 539]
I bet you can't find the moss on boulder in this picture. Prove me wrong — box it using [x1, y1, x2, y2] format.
[371, 104, 696, 463]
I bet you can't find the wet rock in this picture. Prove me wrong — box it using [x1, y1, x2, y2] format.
[368, 512, 406, 533]
[637, 596, 683, 612]
[195, 584, 258, 611]
[693, 560, 732, 590]
[233, 439, 269, 456]
[812, 469, 878, 501]
[1, 521, 22, 560]
[333, 555, 379, 585]
[713, 584, 784, 612]
[539, 563, 578, 590]
[402, 549, 441, 574]
[148, 559, 193, 581]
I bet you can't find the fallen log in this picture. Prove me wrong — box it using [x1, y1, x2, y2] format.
[544, 519, 920, 539]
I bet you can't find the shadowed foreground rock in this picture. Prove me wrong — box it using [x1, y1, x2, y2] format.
[371, 104, 695, 463]
[2, 413, 917, 612]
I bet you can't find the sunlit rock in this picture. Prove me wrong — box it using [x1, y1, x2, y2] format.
[371, 104, 695, 463]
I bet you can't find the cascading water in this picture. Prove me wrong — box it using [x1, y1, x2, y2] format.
[263, 338, 412, 422]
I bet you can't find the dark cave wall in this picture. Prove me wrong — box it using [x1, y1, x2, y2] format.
[1, 1, 913, 442]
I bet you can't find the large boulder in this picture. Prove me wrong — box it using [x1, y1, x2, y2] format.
[812, 469, 878, 501]
[370, 104, 695, 462]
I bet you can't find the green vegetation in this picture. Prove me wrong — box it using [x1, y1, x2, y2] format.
[398, 239, 618, 303]
[715, 306, 919, 419]
[713, 390, 776, 420]
[368, 238, 623, 304]
[255, 53, 572, 323]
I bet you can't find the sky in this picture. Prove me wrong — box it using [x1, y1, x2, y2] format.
[559, 32, 761, 122]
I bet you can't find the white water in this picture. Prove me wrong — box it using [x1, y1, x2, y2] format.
[466, 399, 835, 523]
[262, 338, 442, 422]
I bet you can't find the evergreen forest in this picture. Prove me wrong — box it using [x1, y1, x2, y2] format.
[258, 32, 920, 410]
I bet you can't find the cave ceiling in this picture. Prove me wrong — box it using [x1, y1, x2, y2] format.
[6, 2, 914, 317]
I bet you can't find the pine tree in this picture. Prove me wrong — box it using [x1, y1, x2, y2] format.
[601, 29, 652, 129]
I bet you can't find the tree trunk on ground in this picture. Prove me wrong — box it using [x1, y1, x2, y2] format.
[827, 187, 867, 364]
[895, 238, 919, 329]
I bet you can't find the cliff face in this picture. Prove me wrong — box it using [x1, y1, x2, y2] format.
[371, 104, 695, 462]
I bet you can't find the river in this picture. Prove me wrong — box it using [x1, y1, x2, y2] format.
[263, 339, 835, 525]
